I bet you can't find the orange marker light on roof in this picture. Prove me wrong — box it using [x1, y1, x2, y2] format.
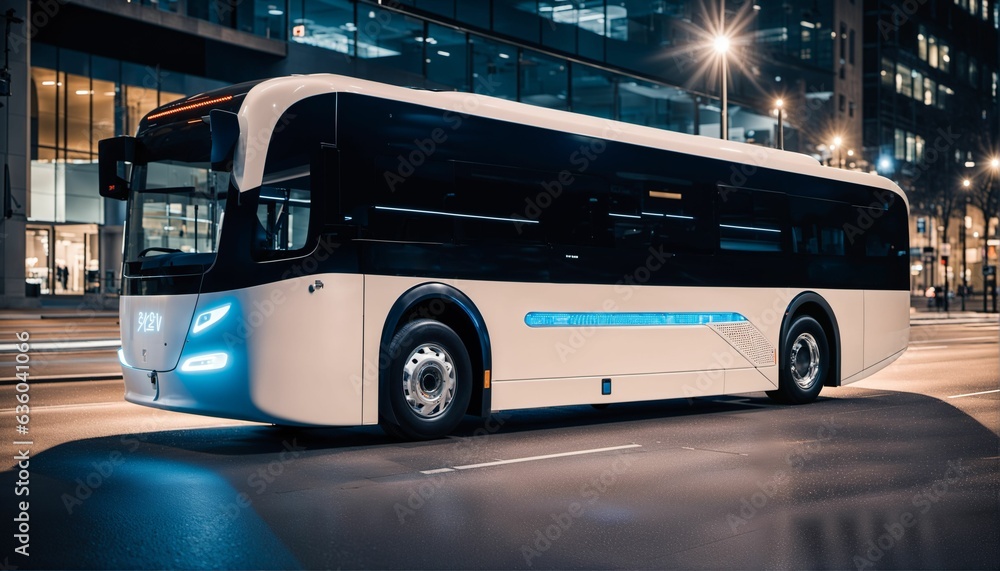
[147, 94, 234, 121]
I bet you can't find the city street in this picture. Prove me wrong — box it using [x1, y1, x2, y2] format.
[1, 319, 997, 569]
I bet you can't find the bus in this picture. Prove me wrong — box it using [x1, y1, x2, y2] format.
[99, 74, 910, 439]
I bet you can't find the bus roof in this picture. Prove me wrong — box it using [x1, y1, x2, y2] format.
[228, 73, 906, 207]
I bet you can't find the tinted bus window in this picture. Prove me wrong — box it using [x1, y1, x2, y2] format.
[718, 186, 786, 253]
[789, 196, 848, 256]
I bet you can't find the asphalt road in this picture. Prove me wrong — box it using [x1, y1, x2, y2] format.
[0, 315, 121, 380]
[0, 321, 997, 570]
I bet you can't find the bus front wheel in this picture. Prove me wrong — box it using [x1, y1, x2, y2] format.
[766, 315, 828, 405]
[380, 319, 473, 440]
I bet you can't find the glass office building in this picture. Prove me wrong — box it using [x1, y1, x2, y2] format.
[2, 0, 866, 304]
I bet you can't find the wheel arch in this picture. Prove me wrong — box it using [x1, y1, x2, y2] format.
[780, 291, 842, 387]
[378, 282, 492, 425]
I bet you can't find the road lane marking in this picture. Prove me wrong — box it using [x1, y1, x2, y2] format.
[419, 444, 642, 475]
[947, 389, 1000, 399]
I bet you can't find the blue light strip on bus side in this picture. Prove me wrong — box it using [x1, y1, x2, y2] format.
[374, 206, 540, 224]
[524, 312, 748, 327]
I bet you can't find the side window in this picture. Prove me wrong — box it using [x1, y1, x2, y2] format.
[718, 186, 786, 253]
[543, 174, 612, 248]
[370, 156, 455, 243]
[844, 190, 908, 258]
[450, 162, 546, 244]
[253, 94, 336, 257]
[642, 181, 713, 253]
[256, 176, 311, 252]
[789, 196, 847, 255]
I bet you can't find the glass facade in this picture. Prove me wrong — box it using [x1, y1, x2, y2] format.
[284, 0, 785, 139]
[22, 0, 802, 298]
[27, 44, 226, 295]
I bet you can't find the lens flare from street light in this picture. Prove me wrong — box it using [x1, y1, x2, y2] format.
[833, 136, 843, 147]
[713, 35, 730, 54]
[962, 178, 971, 187]
[775, 98, 783, 108]
[991, 157, 1000, 169]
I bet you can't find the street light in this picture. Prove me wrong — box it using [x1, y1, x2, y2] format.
[988, 158, 1000, 312]
[832, 136, 843, 168]
[714, 34, 730, 141]
[774, 98, 784, 150]
[961, 178, 971, 310]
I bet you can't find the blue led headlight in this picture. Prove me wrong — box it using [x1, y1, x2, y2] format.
[180, 352, 229, 372]
[192, 304, 231, 334]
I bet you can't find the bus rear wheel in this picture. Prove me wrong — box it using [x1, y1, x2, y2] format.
[766, 315, 828, 405]
[380, 319, 472, 440]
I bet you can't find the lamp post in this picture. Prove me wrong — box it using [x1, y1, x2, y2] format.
[775, 98, 784, 150]
[989, 158, 999, 312]
[833, 136, 843, 168]
[714, 34, 730, 141]
[962, 178, 971, 311]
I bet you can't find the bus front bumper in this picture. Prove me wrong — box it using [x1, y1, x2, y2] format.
[120, 351, 277, 425]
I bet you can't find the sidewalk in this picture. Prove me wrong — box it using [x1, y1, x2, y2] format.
[909, 309, 999, 325]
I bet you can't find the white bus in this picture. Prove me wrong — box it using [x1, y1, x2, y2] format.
[100, 74, 909, 439]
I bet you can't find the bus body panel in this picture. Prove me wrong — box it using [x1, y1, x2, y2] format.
[492, 371, 725, 410]
[122, 363, 266, 423]
[232, 274, 365, 425]
[814, 289, 866, 381]
[844, 348, 906, 385]
[122, 275, 365, 426]
[120, 293, 198, 371]
[863, 290, 910, 370]
[455, 280, 763, 380]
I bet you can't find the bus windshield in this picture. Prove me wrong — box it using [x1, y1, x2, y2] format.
[124, 122, 230, 275]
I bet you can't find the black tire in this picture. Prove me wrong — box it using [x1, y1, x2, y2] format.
[766, 315, 829, 405]
[379, 319, 473, 440]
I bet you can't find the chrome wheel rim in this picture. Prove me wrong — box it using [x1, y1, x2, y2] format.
[789, 332, 821, 390]
[402, 343, 456, 419]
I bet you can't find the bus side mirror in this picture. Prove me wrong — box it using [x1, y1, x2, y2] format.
[98, 136, 135, 200]
[210, 109, 240, 172]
